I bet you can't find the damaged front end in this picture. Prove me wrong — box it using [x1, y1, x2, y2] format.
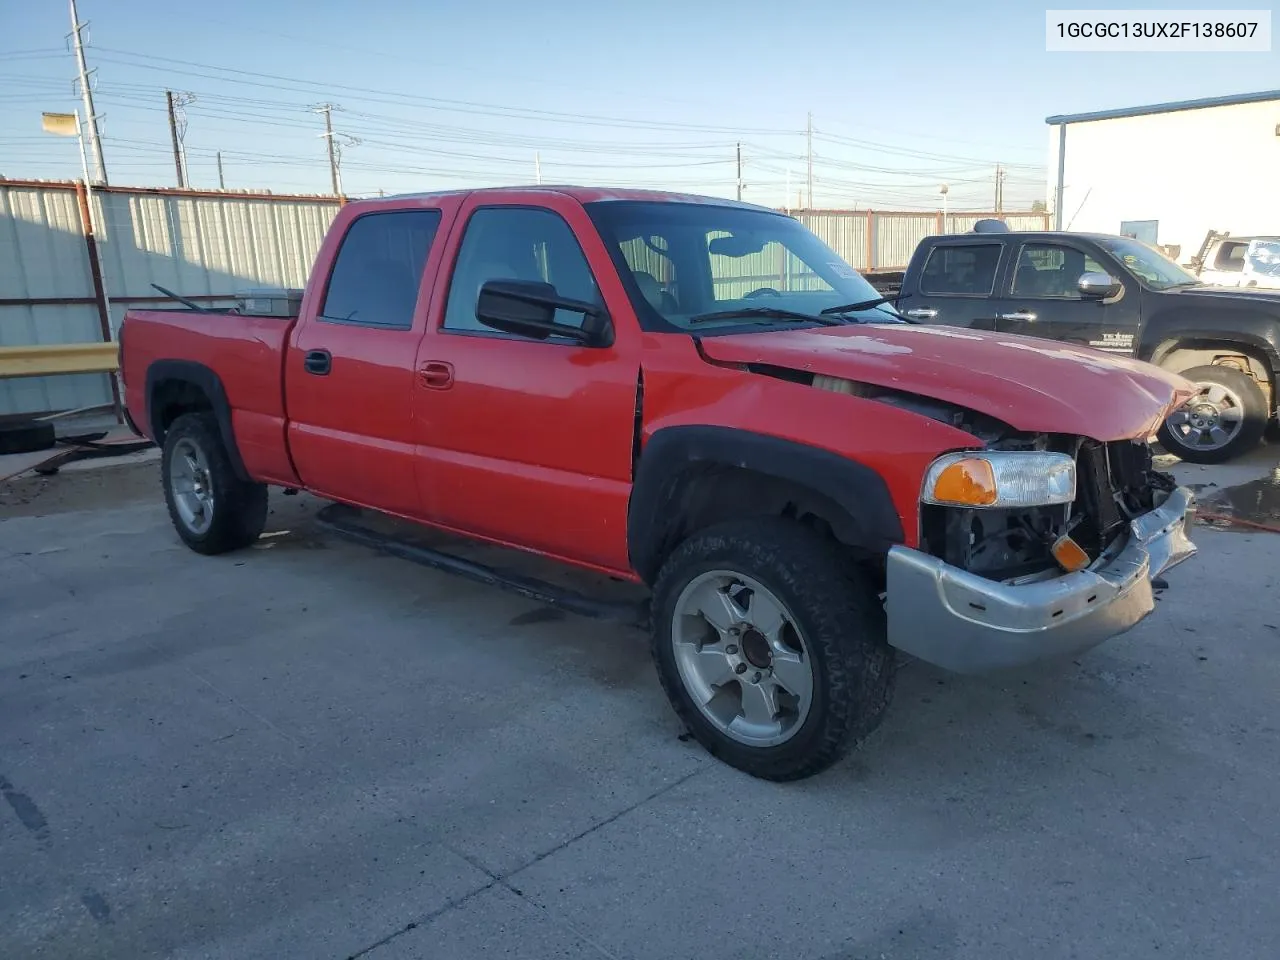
[886, 430, 1197, 674]
[919, 434, 1180, 583]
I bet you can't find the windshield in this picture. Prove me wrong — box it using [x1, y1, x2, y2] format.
[1096, 235, 1201, 289]
[585, 201, 895, 332]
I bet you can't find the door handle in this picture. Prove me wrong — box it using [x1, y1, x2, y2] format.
[303, 349, 331, 375]
[903, 308, 938, 320]
[418, 361, 454, 390]
[998, 312, 1038, 322]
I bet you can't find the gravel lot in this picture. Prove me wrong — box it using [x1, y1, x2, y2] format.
[2, 449, 1279, 960]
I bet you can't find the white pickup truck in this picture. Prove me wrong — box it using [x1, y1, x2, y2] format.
[1191, 234, 1280, 290]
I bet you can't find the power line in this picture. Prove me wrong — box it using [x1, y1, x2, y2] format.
[91, 47, 804, 135]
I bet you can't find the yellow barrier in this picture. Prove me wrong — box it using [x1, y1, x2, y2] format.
[0, 342, 119, 378]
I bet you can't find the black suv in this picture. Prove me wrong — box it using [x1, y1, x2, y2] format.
[896, 227, 1280, 463]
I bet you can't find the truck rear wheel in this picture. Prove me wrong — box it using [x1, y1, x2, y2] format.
[161, 413, 268, 555]
[651, 518, 894, 781]
[1157, 364, 1268, 464]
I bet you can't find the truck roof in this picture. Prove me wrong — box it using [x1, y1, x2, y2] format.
[354, 185, 777, 213]
[929, 231, 1138, 244]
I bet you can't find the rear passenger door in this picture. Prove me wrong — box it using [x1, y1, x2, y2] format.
[995, 240, 1140, 354]
[902, 240, 1005, 328]
[285, 204, 450, 517]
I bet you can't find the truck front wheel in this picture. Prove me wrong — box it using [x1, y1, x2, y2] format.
[161, 413, 268, 555]
[1157, 364, 1269, 464]
[651, 518, 894, 781]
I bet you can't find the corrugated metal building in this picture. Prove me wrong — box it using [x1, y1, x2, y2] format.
[1047, 90, 1280, 262]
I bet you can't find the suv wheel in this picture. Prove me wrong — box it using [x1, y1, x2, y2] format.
[161, 413, 268, 555]
[1158, 364, 1268, 464]
[651, 518, 894, 781]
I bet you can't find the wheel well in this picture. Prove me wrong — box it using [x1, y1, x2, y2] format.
[637, 464, 885, 586]
[1152, 341, 1274, 389]
[150, 378, 214, 443]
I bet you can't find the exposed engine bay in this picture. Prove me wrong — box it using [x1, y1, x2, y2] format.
[920, 434, 1177, 582]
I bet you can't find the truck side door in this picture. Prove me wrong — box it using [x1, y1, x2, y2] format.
[900, 239, 1006, 329]
[995, 239, 1140, 355]
[285, 201, 455, 516]
[412, 196, 639, 573]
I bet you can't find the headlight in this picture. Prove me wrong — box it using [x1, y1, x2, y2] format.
[922, 451, 1076, 508]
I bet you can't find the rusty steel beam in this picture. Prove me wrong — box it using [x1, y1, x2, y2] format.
[75, 180, 122, 419]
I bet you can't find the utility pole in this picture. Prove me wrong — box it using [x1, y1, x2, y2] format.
[216, 151, 225, 190]
[317, 104, 339, 195]
[165, 90, 195, 187]
[994, 164, 1005, 213]
[805, 112, 813, 209]
[166, 91, 183, 187]
[535, 151, 541, 184]
[68, 0, 107, 183]
[735, 142, 743, 201]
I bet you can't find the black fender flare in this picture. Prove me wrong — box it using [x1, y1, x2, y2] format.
[1140, 325, 1280, 379]
[627, 425, 904, 583]
[145, 359, 249, 480]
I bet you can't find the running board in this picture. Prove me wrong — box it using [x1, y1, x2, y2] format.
[314, 503, 650, 629]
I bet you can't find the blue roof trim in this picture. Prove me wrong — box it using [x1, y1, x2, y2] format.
[1046, 89, 1280, 125]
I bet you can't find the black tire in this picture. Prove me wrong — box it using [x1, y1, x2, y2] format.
[1157, 364, 1268, 464]
[651, 518, 894, 781]
[161, 413, 268, 555]
[0, 419, 56, 455]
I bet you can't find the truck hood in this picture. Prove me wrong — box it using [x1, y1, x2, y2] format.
[698, 323, 1194, 441]
[1171, 284, 1280, 305]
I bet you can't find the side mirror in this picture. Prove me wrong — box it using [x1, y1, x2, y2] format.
[1078, 271, 1122, 299]
[475, 279, 611, 346]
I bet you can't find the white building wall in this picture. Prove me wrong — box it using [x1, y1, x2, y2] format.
[1048, 98, 1280, 262]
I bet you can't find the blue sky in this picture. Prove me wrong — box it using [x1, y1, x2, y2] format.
[2, 0, 1277, 210]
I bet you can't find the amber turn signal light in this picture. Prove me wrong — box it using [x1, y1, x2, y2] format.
[1050, 534, 1091, 573]
[930, 458, 998, 507]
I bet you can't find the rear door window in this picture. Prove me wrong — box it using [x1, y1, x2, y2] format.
[918, 243, 1002, 296]
[321, 210, 442, 329]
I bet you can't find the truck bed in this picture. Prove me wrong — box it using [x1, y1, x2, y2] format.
[121, 308, 299, 485]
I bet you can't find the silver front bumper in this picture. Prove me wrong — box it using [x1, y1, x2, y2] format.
[885, 486, 1197, 674]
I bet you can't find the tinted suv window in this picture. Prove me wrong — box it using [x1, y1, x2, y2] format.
[919, 244, 1001, 296]
[444, 207, 599, 335]
[1011, 243, 1106, 298]
[321, 210, 441, 329]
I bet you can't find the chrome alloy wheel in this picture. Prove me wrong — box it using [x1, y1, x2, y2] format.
[168, 436, 215, 535]
[671, 570, 815, 748]
[1164, 381, 1247, 452]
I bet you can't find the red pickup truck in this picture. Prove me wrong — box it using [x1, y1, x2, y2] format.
[120, 186, 1198, 781]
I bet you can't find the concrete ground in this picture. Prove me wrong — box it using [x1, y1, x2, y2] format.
[1, 448, 1279, 960]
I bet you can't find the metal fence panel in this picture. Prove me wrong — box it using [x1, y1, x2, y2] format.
[794, 212, 869, 271]
[93, 191, 338, 332]
[875, 214, 935, 271]
[1, 182, 339, 416]
[0, 183, 107, 414]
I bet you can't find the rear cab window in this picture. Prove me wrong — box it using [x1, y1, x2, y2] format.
[918, 243, 1002, 296]
[320, 210, 442, 329]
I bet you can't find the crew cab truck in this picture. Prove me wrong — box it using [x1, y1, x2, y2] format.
[896, 227, 1280, 464]
[119, 188, 1198, 781]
